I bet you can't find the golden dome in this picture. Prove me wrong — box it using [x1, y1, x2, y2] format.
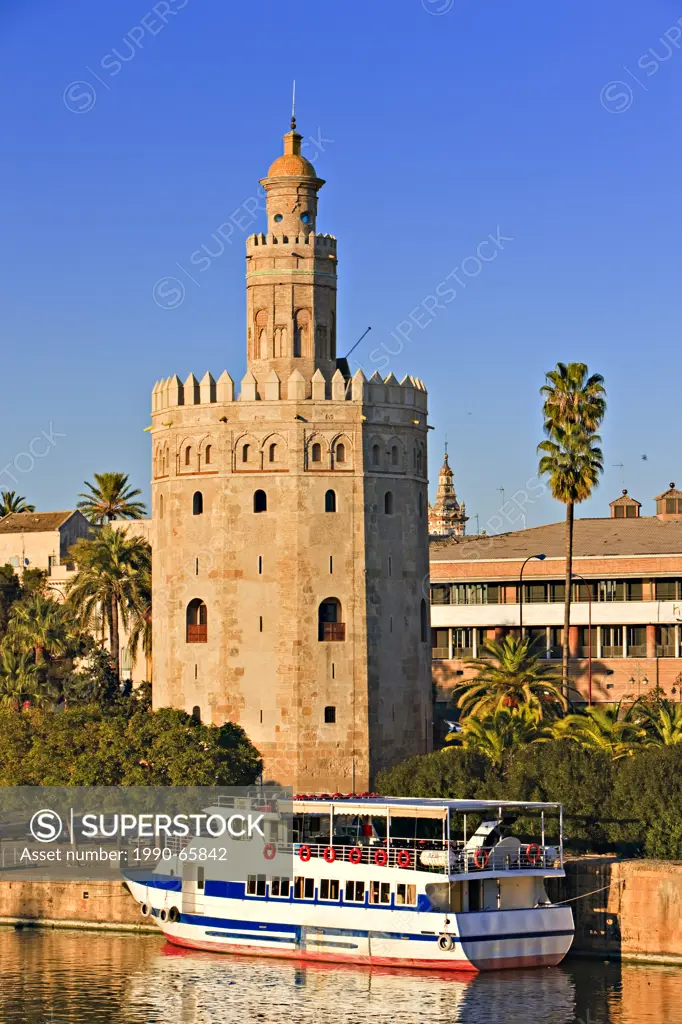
[267, 152, 317, 178]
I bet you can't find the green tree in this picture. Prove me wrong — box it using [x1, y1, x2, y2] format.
[0, 648, 39, 708]
[67, 527, 151, 680]
[538, 414, 605, 693]
[632, 699, 682, 747]
[455, 635, 566, 720]
[0, 491, 35, 517]
[3, 592, 70, 667]
[77, 472, 147, 524]
[0, 564, 22, 639]
[553, 703, 644, 760]
[446, 705, 551, 768]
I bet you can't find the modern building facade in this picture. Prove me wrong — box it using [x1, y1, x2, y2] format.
[149, 119, 433, 792]
[429, 486, 682, 706]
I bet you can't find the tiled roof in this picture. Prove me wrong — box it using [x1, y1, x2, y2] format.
[0, 511, 75, 535]
[654, 483, 682, 501]
[429, 516, 682, 561]
[609, 490, 641, 507]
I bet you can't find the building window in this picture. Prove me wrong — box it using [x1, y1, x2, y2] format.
[577, 627, 596, 658]
[192, 491, 203, 515]
[452, 628, 474, 658]
[205, 445, 212, 465]
[320, 879, 340, 901]
[384, 491, 394, 515]
[242, 443, 250, 463]
[601, 626, 623, 658]
[324, 705, 336, 724]
[159, 494, 164, 519]
[391, 445, 399, 466]
[420, 599, 428, 643]
[372, 444, 380, 467]
[270, 877, 290, 898]
[657, 579, 681, 600]
[186, 599, 207, 643]
[549, 627, 563, 658]
[627, 626, 646, 658]
[318, 598, 345, 641]
[311, 442, 322, 463]
[246, 875, 267, 897]
[396, 883, 417, 906]
[258, 555, 263, 574]
[447, 583, 501, 605]
[550, 582, 566, 603]
[191, 705, 201, 721]
[336, 443, 345, 464]
[269, 443, 277, 463]
[430, 584, 451, 605]
[325, 489, 336, 513]
[254, 489, 267, 513]
[185, 446, 192, 466]
[523, 583, 548, 604]
[369, 881, 391, 905]
[657, 625, 676, 658]
[431, 628, 449, 659]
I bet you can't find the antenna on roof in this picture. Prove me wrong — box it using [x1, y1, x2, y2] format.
[613, 462, 625, 488]
[343, 326, 372, 361]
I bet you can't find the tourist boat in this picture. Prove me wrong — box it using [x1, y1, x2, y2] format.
[124, 796, 574, 972]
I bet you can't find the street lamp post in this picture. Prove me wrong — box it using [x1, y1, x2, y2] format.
[519, 554, 547, 637]
[572, 573, 593, 707]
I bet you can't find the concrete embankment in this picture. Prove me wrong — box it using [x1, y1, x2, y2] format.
[3, 861, 682, 965]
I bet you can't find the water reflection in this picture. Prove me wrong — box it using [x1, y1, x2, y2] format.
[0, 929, 681, 1024]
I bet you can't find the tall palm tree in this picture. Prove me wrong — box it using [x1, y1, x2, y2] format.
[0, 648, 38, 708]
[127, 561, 152, 677]
[446, 705, 551, 768]
[538, 363, 606, 695]
[553, 702, 643, 759]
[67, 527, 151, 680]
[4, 593, 70, 665]
[77, 473, 147, 524]
[0, 491, 35, 517]
[455, 635, 567, 720]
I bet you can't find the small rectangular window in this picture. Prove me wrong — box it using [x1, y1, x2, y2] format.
[396, 883, 416, 906]
[369, 881, 391, 905]
[320, 879, 340, 901]
[294, 876, 315, 900]
[345, 880, 365, 903]
[430, 584, 451, 605]
[197, 867, 205, 892]
[270, 877, 290, 898]
[246, 874, 266, 896]
[324, 706, 336, 724]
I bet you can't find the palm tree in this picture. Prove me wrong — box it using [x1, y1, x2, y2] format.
[455, 635, 567, 720]
[4, 593, 70, 666]
[446, 705, 551, 768]
[77, 472, 147, 524]
[540, 362, 606, 435]
[632, 699, 682, 746]
[67, 526, 151, 680]
[0, 491, 35, 517]
[0, 648, 38, 708]
[537, 424, 604, 693]
[127, 561, 152, 677]
[553, 702, 644, 759]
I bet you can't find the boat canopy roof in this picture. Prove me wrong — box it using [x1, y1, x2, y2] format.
[291, 797, 562, 820]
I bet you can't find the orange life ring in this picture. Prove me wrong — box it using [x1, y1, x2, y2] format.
[526, 843, 541, 865]
[349, 847, 363, 865]
[397, 850, 412, 869]
[374, 849, 388, 867]
[299, 845, 312, 862]
[473, 847, 489, 870]
[323, 846, 336, 864]
[263, 843, 276, 861]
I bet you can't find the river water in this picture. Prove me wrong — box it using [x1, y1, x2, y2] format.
[0, 929, 680, 1024]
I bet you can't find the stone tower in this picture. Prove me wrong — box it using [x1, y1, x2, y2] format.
[150, 119, 432, 792]
[428, 450, 468, 537]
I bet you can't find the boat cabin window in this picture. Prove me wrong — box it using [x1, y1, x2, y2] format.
[345, 880, 365, 903]
[468, 880, 482, 912]
[396, 883, 417, 906]
[320, 879, 340, 901]
[270, 877, 290, 898]
[369, 881, 391, 905]
[294, 876, 315, 900]
[246, 874, 266, 897]
[197, 867, 205, 891]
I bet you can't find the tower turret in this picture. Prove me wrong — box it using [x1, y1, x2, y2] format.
[429, 449, 468, 537]
[246, 118, 337, 393]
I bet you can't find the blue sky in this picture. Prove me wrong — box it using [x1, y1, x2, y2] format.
[1, 0, 680, 532]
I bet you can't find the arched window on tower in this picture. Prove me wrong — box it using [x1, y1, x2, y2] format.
[318, 598, 345, 641]
[293, 309, 309, 358]
[254, 489, 267, 513]
[312, 442, 322, 464]
[191, 706, 201, 722]
[335, 442, 345, 464]
[242, 443, 250, 463]
[187, 599, 207, 643]
[372, 444, 381, 467]
[192, 491, 203, 516]
[420, 599, 428, 643]
[159, 494, 164, 519]
[205, 445, 212, 466]
[384, 491, 394, 515]
[391, 445, 399, 467]
[325, 490, 337, 513]
[269, 443, 277, 463]
[185, 445, 192, 467]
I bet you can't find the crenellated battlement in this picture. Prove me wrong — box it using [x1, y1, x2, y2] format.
[151, 368, 427, 413]
[246, 231, 337, 250]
